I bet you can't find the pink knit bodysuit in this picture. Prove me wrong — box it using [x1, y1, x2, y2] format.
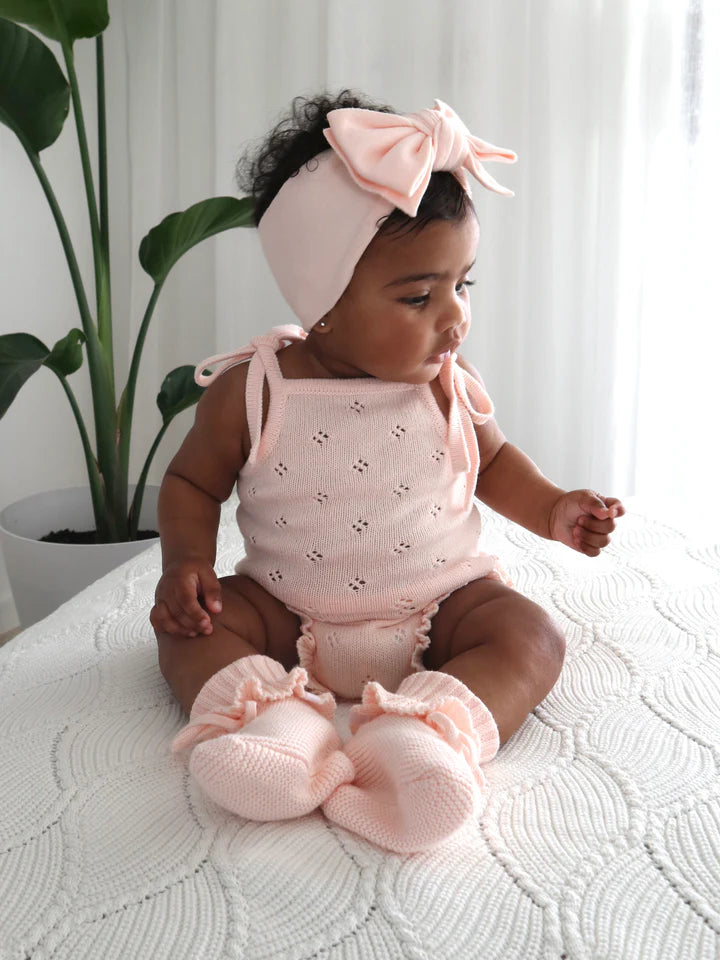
[199, 325, 508, 700]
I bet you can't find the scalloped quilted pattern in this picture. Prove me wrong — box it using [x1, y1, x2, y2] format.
[0, 501, 718, 959]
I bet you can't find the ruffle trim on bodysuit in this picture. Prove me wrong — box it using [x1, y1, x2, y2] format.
[294, 619, 323, 694]
[408, 594, 447, 674]
[292, 622, 324, 694]
[292, 594, 448, 699]
[483, 557, 513, 588]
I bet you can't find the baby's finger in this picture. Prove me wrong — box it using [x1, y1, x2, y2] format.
[587, 493, 626, 521]
[198, 569, 223, 616]
[175, 580, 214, 630]
[150, 601, 189, 637]
[572, 531, 601, 557]
[164, 595, 205, 636]
[574, 526, 610, 554]
[577, 514, 616, 535]
[171, 593, 212, 636]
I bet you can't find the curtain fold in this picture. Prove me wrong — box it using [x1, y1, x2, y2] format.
[2, 0, 716, 525]
[205, 0, 717, 503]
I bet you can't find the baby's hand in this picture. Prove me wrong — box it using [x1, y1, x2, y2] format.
[150, 559, 223, 637]
[548, 490, 625, 557]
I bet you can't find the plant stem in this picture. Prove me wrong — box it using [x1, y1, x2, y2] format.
[55, 27, 118, 525]
[56, 374, 114, 541]
[95, 34, 113, 378]
[59, 40, 104, 324]
[117, 281, 164, 496]
[128, 420, 168, 537]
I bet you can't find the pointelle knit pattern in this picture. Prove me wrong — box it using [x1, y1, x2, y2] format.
[197, 324, 508, 699]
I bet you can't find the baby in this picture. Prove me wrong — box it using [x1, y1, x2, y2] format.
[152, 91, 624, 854]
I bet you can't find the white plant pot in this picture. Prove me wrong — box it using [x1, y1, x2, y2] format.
[0, 485, 160, 628]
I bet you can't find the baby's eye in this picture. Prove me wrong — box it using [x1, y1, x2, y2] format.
[399, 294, 430, 307]
[399, 279, 474, 307]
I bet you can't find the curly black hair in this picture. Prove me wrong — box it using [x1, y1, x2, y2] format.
[235, 90, 472, 234]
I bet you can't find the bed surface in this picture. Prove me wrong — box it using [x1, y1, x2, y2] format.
[1, 500, 719, 960]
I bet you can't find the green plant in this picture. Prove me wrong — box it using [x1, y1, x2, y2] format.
[0, 1, 253, 540]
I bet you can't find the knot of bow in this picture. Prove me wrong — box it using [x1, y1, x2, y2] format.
[324, 99, 517, 216]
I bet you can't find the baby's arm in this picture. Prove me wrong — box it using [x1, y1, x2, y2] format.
[476, 441, 623, 554]
[456, 355, 624, 555]
[150, 363, 249, 637]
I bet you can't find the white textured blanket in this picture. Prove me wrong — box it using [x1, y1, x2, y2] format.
[1, 502, 719, 960]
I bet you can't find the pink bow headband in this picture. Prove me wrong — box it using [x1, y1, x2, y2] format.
[258, 99, 517, 330]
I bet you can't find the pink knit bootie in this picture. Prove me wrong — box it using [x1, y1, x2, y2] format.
[322, 670, 499, 853]
[171, 655, 354, 820]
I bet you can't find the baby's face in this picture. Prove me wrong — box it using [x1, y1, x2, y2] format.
[312, 212, 479, 383]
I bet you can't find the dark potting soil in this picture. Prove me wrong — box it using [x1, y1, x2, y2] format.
[40, 529, 159, 544]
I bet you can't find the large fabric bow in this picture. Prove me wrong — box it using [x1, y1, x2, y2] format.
[324, 99, 517, 216]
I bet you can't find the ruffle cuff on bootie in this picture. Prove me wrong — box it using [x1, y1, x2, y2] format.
[348, 671, 499, 786]
[171, 654, 336, 753]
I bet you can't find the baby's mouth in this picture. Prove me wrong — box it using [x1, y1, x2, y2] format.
[427, 341, 461, 364]
[427, 350, 452, 363]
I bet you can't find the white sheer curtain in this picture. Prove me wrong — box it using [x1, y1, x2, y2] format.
[1, 0, 717, 619]
[212, 0, 719, 507]
[630, 1, 720, 510]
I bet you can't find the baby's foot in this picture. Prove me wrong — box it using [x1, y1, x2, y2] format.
[321, 712, 477, 851]
[172, 655, 354, 820]
[322, 671, 498, 852]
[189, 696, 354, 820]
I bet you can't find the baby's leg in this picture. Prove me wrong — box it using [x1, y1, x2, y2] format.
[157, 575, 353, 820]
[156, 574, 301, 713]
[425, 579, 566, 744]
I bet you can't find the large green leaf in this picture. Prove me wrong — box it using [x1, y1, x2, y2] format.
[139, 196, 255, 285]
[0, 332, 49, 416]
[156, 365, 203, 426]
[0, 0, 108, 42]
[0, 329, 85, 416]
[0, 18, 69, 151]
[45, 326, 85, 375]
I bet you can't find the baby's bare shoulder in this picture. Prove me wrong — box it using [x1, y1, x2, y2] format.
[198, 359, 249, 410]
[166, 360, 251, 487]
[199, 359, 252, 453]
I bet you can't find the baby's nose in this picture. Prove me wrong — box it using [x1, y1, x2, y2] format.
[436, 296, 466, 333]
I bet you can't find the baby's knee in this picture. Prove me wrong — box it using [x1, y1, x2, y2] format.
[485, 593, 565, 684]
[532, 604, 566, 670]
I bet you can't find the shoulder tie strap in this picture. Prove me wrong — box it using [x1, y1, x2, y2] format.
[194, 323, 306, 387]
[194, 324, 307, 464]
[438, 357, 494, 509]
